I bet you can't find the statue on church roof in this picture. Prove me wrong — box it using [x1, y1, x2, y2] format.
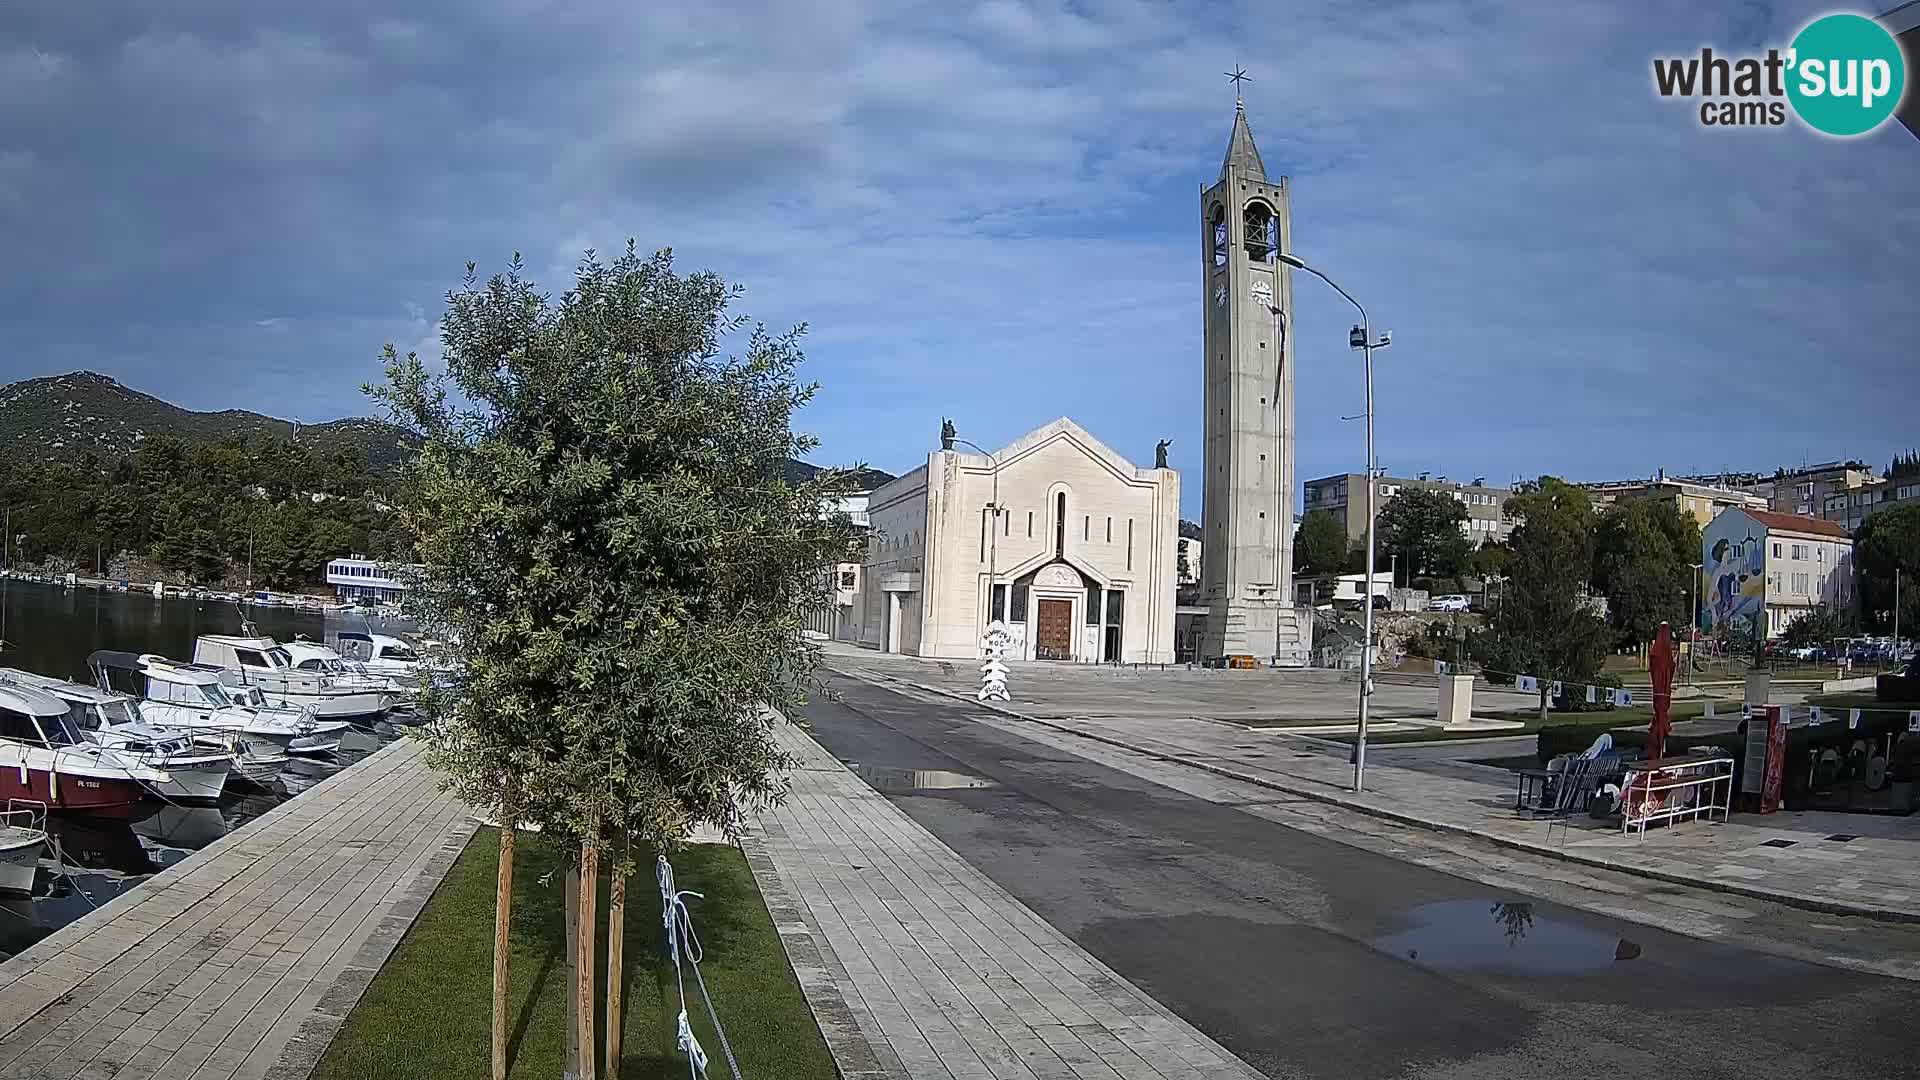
[1155, 439, 1172, 469]
[940, 417, 956, 451]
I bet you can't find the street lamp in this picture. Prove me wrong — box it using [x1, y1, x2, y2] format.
[1277, 251, 1389, 793]
[1687, 562, 1702, 687]
[948, 434, 1004, 646]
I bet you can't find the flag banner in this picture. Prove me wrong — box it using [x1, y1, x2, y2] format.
[1517, 675, 1538, 693]
[1585, 685, 1597, 704]
[1810, 707, 1826, 724]
[1910, 711, 1920, 734]
[1850, 709, 1863, 729]
[1550, 681, 1563, 698]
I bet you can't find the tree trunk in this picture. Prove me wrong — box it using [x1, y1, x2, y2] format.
[1538, 683, 1549, 724]
[576, 842, 600, 1080]
[492, 821, 516, 1080]
[603, 839, 627, 1080]
[565, 866, 580, 1080]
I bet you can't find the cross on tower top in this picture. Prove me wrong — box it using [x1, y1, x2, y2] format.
[1224, 65, 1250, 107]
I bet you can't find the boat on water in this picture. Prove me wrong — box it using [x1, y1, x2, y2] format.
[87, 651, 323, 783]
[0, 803, 47, 895]
[0, 669, 231, 803]
[192, 631, 396, 721]
[0, 680, 175, 813]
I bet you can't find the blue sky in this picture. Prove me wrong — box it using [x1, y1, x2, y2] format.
[2, 1, 1914, 517]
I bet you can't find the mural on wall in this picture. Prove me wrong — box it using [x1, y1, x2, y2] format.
[1703, 522, 1766, 635]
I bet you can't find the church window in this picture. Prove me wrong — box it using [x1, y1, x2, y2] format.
[1027, 511, 1033, 537]
[991, 584, 1008, 621]
[1083, 516, 1090, 541]
[1106, 517, 1112, 542]
[1243, 201, 1276, 262]
[1126, 519, 1134, 570]
[1004, 509, 1010, 535]
[1055, 494, 1067, 556]
[1086, 584, 1102, 625]
[1210, 204, 1228, 268]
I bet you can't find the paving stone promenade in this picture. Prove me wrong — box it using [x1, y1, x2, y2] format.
[746, 720, 1264, 1080]
[0, 739, 474, 1080]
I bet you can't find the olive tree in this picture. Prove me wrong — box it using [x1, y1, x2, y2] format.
[372, 245, 858, 1079]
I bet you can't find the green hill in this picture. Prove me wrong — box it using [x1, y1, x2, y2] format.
[0, 370, 419, 473]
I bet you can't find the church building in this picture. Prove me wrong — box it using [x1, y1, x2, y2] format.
[855, 418, 1179, 663]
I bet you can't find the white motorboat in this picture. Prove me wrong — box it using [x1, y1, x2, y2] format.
[286, 637, 422, 705]
[0, 803, 47, 895]
[219, 685, 351, 755]
[192, 631, 395, 721]
[0, 680, 175, 813]
[0, 669, 231, 803]
[87, 651, 312, 784]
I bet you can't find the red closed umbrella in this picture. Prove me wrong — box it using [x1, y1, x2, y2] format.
[1647, 622, 1676, 762]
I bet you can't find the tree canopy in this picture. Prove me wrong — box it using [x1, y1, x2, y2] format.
[1377, 486, 1471, 584]
[1591, 498, 1702, 648]
[1854, 503, 1920, 634]
[1475, 476, 1609, 717]
[1293, 509, 1348, 576]
[0, 433, 403, 586]
[378, 245, 859, 854]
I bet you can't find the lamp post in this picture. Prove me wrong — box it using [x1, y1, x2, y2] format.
[1688, 562, 1702, 687]
[1276, 252, 1389, 792]
[949, 435, 1003, 645]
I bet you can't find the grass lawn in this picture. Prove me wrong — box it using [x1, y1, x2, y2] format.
[1318, 701, 1715, 746]
[314, 830, 836, 1080]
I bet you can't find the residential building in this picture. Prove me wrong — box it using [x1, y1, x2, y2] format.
[1701, 509, 1854, 640]
[1823, 476, 1920, 531]
[323, 556, 416, 604]
[1302, 472, 1512, 547]
[1583, 471, 1769, 528]
[807, 475, 890, 641]
[1732, 461, 1880, 518]
[856, 418, 1178, 663]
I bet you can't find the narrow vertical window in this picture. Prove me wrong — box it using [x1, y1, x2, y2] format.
[1055, 493, 1066, 557]
[1028, 511, 1034, 537]
[1127, 519, 1134, 570]
[1083, 516, 1090, 541]
[1106, 517, 1112, 543]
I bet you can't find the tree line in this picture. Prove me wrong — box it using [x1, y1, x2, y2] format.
[0, 433, 409, 589]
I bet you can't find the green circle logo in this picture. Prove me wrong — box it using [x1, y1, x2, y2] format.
[1787, 13, 1907, 136]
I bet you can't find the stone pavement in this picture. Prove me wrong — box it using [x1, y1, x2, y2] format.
[828, 660, 1920, 925]
[0, 738, 475, 1080]
[819, 640, 1540, 722]
[744, 719, 1264, 1080]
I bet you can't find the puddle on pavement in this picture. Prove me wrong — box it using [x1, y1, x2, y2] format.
[1376, 900, 1643, 976]
[844, 762, 998, 794]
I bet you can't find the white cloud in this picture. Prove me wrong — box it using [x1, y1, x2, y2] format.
[0, 0, 1913, 507]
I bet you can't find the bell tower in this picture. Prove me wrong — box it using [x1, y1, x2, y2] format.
[1199, 94, 1309, 664]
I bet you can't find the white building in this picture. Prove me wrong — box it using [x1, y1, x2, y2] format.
[323, 557, 414, 604]
[856, 418, 1178, 663]
[1701, 509, 1854, 639]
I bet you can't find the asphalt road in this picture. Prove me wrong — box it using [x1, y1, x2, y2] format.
[801, 674, 1920, 1080]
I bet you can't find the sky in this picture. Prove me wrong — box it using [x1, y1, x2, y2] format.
[2, 1, 1915, 518]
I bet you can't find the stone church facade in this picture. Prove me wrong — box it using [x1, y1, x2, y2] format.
[856, 418, 1179, 663]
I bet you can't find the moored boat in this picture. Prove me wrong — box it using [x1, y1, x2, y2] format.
[0, 669, 231, 803]
[0, 803, 47, 895]
[0, 680, 172, 813]
[192, 631, 396, 721]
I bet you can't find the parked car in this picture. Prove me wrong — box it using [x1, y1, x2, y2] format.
[1372, 593, 1390, 610]
[1427, 594, 1470, 612]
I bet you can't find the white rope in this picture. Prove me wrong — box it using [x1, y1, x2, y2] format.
[658, 855, 742, 1080]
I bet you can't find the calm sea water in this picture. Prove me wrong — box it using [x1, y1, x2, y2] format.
[0, 580, 414, 959]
